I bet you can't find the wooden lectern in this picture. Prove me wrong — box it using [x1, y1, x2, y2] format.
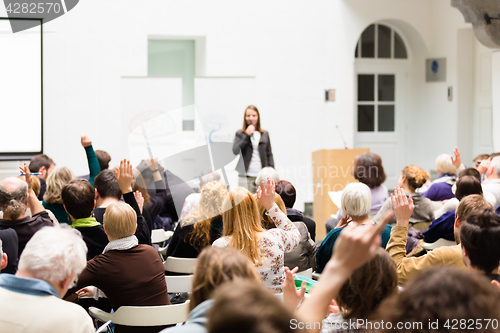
[312, 148, 369, 240]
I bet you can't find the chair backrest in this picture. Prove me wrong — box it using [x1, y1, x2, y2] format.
[423, 238, 456, 250]
[151, 229, 173, 244]
[89, 301, 190, 326]
[296, 268, 313, 279]
[164, 256, 197, 274]
[165, 275, 194, 293]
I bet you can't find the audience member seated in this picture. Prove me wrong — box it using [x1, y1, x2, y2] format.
[42, 167, 75, 224]
[29, 154, 55, 200]
[386, 190, 492, 284]
[316, 183, 392, 274]
[326, 153, 389, 234]
[373, 165, 434, 226]
[255, 166, 280, 189]
[178, 170, 221, 222]
[73, 202, 170, 333]
[0, 228, 18, 274]
[480, 156, 500, 206]
[292, 211, 389, 333]
[166, 181, 226, 260]
[257, 193, 316, 272]
[375, 267, 500, 333]
[62, 179, 108, 260]
[93, 160, 151, 245]
[0, 226, 94, 332]
[133, 158, 175, 232]
[213, 179, 300, 293]
[207, 279, 299, 333]
[276, 180, 316, 241]
[421, 149, 462, 201]
[0, 164, 53, 256]
[460, 210, 500, 282]
[421, 175, 483, 244]
[161, 246, 261, 333]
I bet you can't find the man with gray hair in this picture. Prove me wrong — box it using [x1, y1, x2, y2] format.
[0, 226, 94, 332]
[0, 163, 53, 256]
[482, 156, 500, 207]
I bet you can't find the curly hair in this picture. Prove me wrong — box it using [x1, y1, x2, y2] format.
[181, 181, 228, 251]
[401, 165, 429, 191]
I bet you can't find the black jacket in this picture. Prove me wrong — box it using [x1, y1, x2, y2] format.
[233, 130, 274, 177]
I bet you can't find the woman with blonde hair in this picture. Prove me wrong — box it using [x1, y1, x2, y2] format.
[373, 165, 434, 225]
[42, 167, 75, 224]
[166, 181, 228, 259]
[213, 179, 300, 293]
[257, 194, 317, 272]
[160, 247, 261, 333]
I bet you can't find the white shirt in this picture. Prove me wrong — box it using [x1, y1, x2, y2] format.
[246, 131, 261, 177]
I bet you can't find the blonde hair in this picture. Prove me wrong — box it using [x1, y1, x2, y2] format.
[43, 167, 74, 204]
[257, 193, 286, 229]
[222, 187, 264, 265]
[435, 154, 457, 175]
[103, 202, 137, 239]
[189, 247, 260, 311]
[341, 183, 372, 218]
[18, 175, 40, 197]
[401, 165, 430, 191]
[181, 181, 228, 251]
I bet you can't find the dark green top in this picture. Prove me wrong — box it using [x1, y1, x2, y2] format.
[84, 145, 101, 186]
[42, 201, 71, 224]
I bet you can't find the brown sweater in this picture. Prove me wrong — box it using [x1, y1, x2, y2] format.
[76, 244, 170, 333]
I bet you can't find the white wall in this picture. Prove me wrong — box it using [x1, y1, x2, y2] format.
[0, 0, 497, 212]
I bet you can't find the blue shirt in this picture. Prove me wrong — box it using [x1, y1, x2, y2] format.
[422, 210, 456, 243]
[0, 273, 59, 298]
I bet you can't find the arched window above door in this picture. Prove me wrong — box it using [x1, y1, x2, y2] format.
[355, 24, 407, 59]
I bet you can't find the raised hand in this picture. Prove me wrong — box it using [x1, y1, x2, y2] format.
[81, 134, 92, 148]
[134, 190, 144, 213]
[477, 158, 491, 175]
[282, 266, 306, 312]
[391, 186, 414, 227]
[451, 147, 461, 169]
[19, 163, 32, 191]
[116, 159, 134, 193]
[256, 178, 275, 211]
[148, 157, 159, 171]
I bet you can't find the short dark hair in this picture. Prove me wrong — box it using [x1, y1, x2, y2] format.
[29, 154, 54, 173]
[95, 150, 111, 171]
[61, 179, 95, 219]
[460, 210, 500, 273]
[94, 170, 122, 200]
[455, 194, 492, 223]
[353, 153, 386, 188]
[375, 267, 500, 333]
[275, 180, 296, 208]
[455, 175, 483, 201]
[458, 167, 481, 182]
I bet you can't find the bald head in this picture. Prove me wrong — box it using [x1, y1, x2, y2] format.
[0, 177, 28, 220]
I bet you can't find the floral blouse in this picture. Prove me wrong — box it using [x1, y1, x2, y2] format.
[213, 203, 300, 293]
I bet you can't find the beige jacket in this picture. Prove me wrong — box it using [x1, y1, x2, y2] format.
[386, 226, 466, 285]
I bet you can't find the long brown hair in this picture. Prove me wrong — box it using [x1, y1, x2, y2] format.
[189, 247, 260, 311]
[257, 193, 287, 229]
[222, 187, 264, 265]
[181, 181, 228, 251]
[241, 105, 263, 133]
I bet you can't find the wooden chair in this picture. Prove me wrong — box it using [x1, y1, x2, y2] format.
[88, 301, 190, 328]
